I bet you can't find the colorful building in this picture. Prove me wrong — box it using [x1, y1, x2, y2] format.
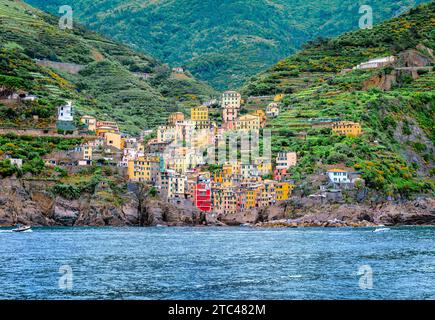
[245, 187, 258, 210]
[258, 180, 276, 207]
[255, 158, 273, 176]
[276, 182, 293, 201]
[236, 114, 261, 131]
[273, 94, 285, 102]
[128, 156, 161, 183]
[194, 176, 212, 212]
[80, 115, 97, 132]
[191, 106, 209, 122]
[83, 144, 93, 161]
[96, 121, 119, 136]
[168, 112, 185, 125]
[222, 105, 238, 130]
[332, 121, 362, 137]
[254, 110, 267, 128]
[276, 152, 297, 170]
[104, 132, 124, 150]
[158, 170, 187, 199]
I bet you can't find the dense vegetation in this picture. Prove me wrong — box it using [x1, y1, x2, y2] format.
[0, 134, 82, 177]
[0, 0, 216, 134]
[250, 3, 435, 198]
[242, 2, 434, 95]
[26, 0, 430, 89]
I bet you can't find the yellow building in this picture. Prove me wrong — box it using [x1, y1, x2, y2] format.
[254, 110, 267, 128]
[274, 94, 285, 102]
[213, 171, 224, 184]
[80, 115, 97, 132]
[104, 132, 124, 150]
[245, 188, 257, 209]
[236, 114, 261, 131]
[256, 159, 272, 176]
[332, 121, 362, 137]
[223, 164, 233, 177]
[191, 106, 209, 122]
[83, 144, 93, 160]
[258, 180, 276, 207]
[128, 156, 160, 182]
[276, 182, 294, 201]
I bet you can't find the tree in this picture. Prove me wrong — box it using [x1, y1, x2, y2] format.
[0, 75, 25, 97]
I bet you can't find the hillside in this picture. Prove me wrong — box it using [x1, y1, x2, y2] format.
[244, 3, 435, 197]
[26, 0, 431, 89]
[0, 0, 216, 134]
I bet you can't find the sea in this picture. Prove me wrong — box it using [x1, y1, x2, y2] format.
[0, 226, 434, 300]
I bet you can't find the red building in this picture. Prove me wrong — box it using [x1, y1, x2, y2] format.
[194, 177, 212, 212]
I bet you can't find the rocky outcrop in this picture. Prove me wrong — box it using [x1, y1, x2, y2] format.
[363, 71, 397, 91]
[0, 178, 208, 227]
[0, 178, 433, 228]
[256, 197, 435, 228]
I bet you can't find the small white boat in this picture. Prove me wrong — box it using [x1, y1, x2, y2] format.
[12, 225, 32, 233]
[373, 227, 391, 233]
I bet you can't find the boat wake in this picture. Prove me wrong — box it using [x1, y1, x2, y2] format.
[0, 229, 33, 233]
[373, 227, 391, 233]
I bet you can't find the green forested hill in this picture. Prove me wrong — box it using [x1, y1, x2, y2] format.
[0, 0, 216, 134]
[26, 0, 430, 89]
[244, 3, 435, 197]
[242, 1, 435, 95]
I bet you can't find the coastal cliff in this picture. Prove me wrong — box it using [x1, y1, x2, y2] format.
[0, 178, 210, 227]
[0, 178, 433, 228]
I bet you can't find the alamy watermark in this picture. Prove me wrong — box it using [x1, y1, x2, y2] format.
[59, 265, 73, 290]
[59, 5, 73, 30]
[358, 265, 373, 290]
[359, 5, 373, 30]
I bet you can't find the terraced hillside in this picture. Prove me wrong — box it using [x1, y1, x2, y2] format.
[249, 3, 435, 197]
[242, 3, 434, 96]
[0, 0, 216, 134]
[26, 0, 431, 89]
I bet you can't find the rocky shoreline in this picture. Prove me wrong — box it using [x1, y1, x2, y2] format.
[0, 178, 434, 228]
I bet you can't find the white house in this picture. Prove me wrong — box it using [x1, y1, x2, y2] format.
[222, 91, 241, 109]
[58, 101, 74, 121]
[9, 158, 23, 168]
[21, 94, 38, 102]
[354, 56, 396, 70]
[327, 168, 362, 185]
[266, 103, 280, 118]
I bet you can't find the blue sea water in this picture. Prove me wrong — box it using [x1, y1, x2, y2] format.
[0, 226, 434, 300]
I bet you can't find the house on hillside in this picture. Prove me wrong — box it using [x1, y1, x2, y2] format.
[58, 101, 74, 121]
[353, 56, 396, 70]
[332, 121, 362, 137]
[80, 115, 97, 132]
[6, 91, 38, 102]
[172, 67, 184, 74]
[9, 158, 23, 168]
[326, 167, 364, 189]
[254, 109, 267, 128]
[266, 103, 280, 118]
[235, 114, 261, 131]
